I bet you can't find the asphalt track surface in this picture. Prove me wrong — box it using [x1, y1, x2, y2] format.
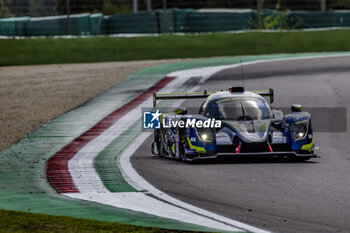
[131, 56, 350, 233]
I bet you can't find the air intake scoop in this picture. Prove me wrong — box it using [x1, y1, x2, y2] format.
[229, 87, 245, 93]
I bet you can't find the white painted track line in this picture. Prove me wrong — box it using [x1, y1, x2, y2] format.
[118, 132, 271, 233]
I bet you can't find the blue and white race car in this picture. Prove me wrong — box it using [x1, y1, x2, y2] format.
[151, 87, 316, 162]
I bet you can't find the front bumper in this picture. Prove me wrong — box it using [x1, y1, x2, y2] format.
[188, 151, 318, 161]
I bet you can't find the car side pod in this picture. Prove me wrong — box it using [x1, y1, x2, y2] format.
[151, 142, 158, 155]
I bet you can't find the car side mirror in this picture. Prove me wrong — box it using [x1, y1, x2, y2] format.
[174, 108, 187, 115]
[291, 104, 303, 112]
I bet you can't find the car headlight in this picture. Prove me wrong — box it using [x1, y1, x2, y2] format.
[195, 127, 215, 142]
[291, 121, 308, 141]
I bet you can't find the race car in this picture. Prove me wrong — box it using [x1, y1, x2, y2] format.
[151, 87, 316, 162]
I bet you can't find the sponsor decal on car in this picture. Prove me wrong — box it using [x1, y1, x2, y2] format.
[185, 148, 197, 154]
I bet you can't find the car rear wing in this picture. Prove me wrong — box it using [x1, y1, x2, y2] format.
[251, 88, 274, 103]
[153, 88, 274, 107]
[153, 91, 214, 107]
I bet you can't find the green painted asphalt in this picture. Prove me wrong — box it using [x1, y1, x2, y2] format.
[0, 52, 349, 231]
[94, 123, 139, 193]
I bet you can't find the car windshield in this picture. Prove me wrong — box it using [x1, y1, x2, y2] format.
[207, 97, 272, 121]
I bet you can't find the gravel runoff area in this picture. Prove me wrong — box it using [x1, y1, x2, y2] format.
[0, 59, 194, 151]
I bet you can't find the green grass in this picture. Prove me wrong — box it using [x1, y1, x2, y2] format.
[0, 209, 200, 233]
[1, 29, 350, 66]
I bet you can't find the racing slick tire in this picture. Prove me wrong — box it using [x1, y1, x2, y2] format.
[179, 143, 186, 162]
[155, 129, 166, 157]
[178, 131, 187, 162]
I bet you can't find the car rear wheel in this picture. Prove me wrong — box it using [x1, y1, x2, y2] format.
[178, 141, 186, 162]
[155, 130, 166, 157]
[178, 134, 187, 162]
[179, 145, 186, 162]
